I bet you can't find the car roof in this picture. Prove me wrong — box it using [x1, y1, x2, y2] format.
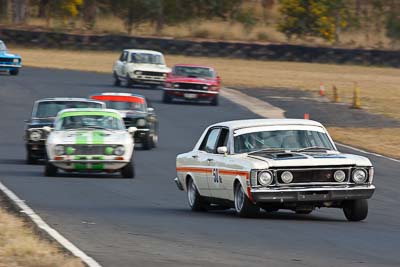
[90, 92, 146, 103]
[36, 97, 101, 102]
[210, 119, 324, 130]
[173, 64, 214, 69]
[57, 108, 121, 116]
[92, 92, 145, 98]
[123, 49, 163, 55]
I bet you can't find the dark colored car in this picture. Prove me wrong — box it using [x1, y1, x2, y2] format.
[90, 93, 158, 150]
[163, 64, 221, 105]
[25, 98, 105, 164]
[0, 40, 22, 75]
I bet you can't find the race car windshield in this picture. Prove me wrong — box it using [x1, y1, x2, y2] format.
[0, 41, 6, 51]
[173, 66, 215, 78]
[234, 130, 334, 154]
[103, 101, 146, 112]
[34, 101, 103, 118]
[55, 115, 124, 130]
[130, 53, 164, 64]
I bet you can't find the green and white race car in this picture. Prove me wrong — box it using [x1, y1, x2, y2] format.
[44, 108, 136, 178]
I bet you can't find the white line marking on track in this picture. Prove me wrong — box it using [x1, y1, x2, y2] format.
[0, 182, 102, 267]
[222, 87, 400, 164]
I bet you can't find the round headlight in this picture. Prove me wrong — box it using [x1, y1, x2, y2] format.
[135, 71, 142, 75]
[137, 119, 146, 127]
[258, 171, 273, 186]
[174, 83, 180, 88]
[13, 58, 19, 63]
[65, 146, 75, 155]
[54, 145, 65, 156]
[334, 170, 346, 182]
[203, 85, 209, 90]
[30, 130, 41, 141]
[352, 168, 367, 184]
[281, 171, 293, 184]
[114, 146, 125, 156]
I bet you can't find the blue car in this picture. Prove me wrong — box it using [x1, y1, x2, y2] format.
[0, 40, 22, 75]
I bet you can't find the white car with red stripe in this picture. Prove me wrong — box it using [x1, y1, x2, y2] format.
[174, 119, 375, 221]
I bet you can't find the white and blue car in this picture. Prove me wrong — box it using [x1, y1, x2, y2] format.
[0, 40, 22, 75]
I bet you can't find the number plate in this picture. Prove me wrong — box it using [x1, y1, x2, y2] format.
[184, 93, 198, 99]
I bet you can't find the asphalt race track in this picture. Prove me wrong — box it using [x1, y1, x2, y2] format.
[1, 68, 399, 267]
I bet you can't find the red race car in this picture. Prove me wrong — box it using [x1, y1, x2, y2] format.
[162, 64, 221, 106]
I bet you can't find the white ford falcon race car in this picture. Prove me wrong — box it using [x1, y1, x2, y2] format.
[45, 109, 136, 178]
[175, 119, 375, 221]
[113, 49, 170, 88]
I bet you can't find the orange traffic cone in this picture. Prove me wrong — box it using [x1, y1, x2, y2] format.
[319, 82, 325, 97]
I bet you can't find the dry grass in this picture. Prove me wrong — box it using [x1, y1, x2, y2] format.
[0, 204, 84, 267]
[15, 46, 400, 120]
[328, 127, 400, 159]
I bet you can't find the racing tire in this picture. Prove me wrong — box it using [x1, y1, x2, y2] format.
[44, 161, 58, 177]
[142, 133, 152, 150]
[162, 91, 172, 103]
[234, 183, 259, 218]
[121, 159, 135, 178]
[210, 95, 219, 106]
[113, 72, 121, 86]
[343, 199, 368, 221]
[126, 75, 134, 88]
[9, 69, 19, 76]
[150, 133, 158, 148]
[26, 151, 37, 165]
[187, 178, 207, 211]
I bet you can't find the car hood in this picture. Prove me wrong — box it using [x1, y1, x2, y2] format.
[27, 118, 55, 128]
[0, 51, 20, 58]
[247, 151, 372, 168]
[129, 63, 170, 72]
[49, 130, 130, 145]
[166, 76, 217, 85]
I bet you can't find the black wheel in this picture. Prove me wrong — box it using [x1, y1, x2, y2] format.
[343, 199, 368, 221]
[142, 133, 152, 150]
[234, 183, 259, 217]
[121, 159, 135, 178]
[9, 69, 19, 76]
[150, 133, 158, 148]
[126, 75, 133, 88]
[26, 151, 37, 164]
[187, 178, 207, 211]
[162, 91, 172, 103]
[44, 161, 58, 177]
[113, 72, 121, 86]
[210, 95, 219, 106]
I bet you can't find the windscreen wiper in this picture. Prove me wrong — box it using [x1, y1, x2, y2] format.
[295, 146, 331, 152]
[248, 148, 288, 154]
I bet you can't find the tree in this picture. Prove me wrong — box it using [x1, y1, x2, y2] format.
[278, 0, 348, 43]
[111, 0, 152, 35]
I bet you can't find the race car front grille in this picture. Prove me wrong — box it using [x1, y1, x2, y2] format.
[0, 58, 13, 63]
[176, 83, 208, 90]
[123, 118, 137, 128]
[275, 167, 351, 184]
[68, 145, 109, 155]
[141, 71, 165, 77]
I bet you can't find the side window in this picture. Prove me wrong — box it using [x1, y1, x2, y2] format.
[120, 51, 128, 62]
[216, 128, 229, 149]
[199, 128, 221, 153]
[119, 52, 125, 61]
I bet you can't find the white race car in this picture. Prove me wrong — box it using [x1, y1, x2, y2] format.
[174, 119, 375, 221]
[45, 108, 136, 178]
[112, 49, 170, 88]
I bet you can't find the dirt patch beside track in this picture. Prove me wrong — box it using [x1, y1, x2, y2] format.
[0, 196, 84, 267]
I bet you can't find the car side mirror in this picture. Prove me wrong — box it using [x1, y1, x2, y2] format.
[216, 75, 221, 82]
[147, 107, 154, 113]
[128, 127, 137, 134]
[43, 126, 52, 133]
[217, 146, 228, 155]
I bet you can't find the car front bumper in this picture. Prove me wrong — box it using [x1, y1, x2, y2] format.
[50, 159, 129, 171]
[0, 63, 22, 69]
[131, 74, 165, 85]
[164, 88, 219, 100]
[251, 185, 375, 203]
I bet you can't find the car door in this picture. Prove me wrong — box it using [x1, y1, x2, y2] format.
[194, 127, 222, 197]
[206, 128, 231, 199]
[115, 51, 128, 77]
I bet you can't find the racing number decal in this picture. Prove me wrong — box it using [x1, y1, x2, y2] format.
[212, 168, 222, 184]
